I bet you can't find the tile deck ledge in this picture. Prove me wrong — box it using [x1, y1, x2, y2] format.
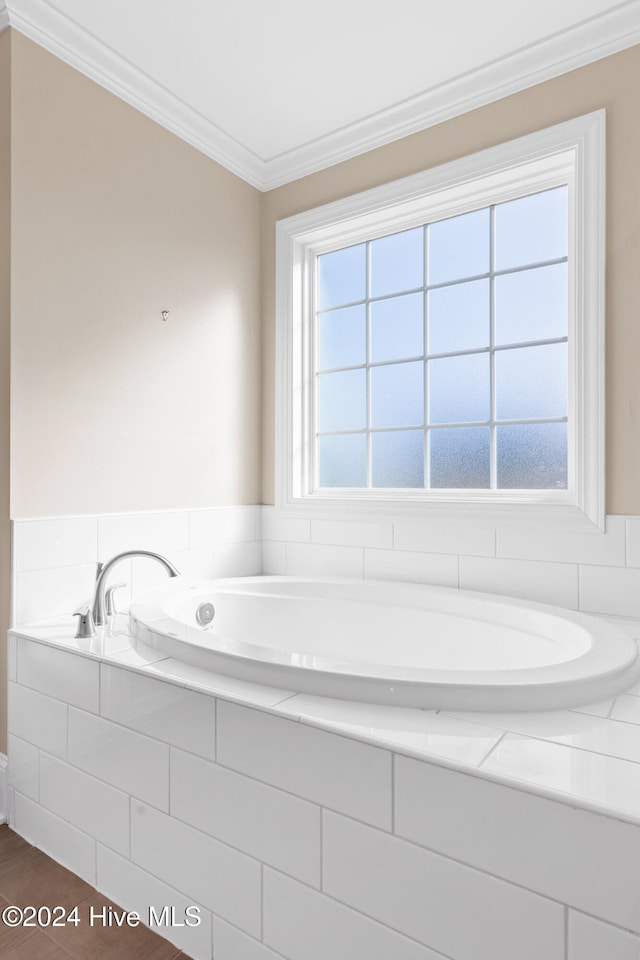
[9, 611, 640, 827]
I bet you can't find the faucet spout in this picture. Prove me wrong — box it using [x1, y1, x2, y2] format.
[92, 550, 180, 626]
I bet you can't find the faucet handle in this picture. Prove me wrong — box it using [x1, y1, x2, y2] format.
[105, 583, 126, 617]
[73, 605, 96, 639]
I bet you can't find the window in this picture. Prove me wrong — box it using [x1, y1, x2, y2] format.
[276, 111, 605, 529]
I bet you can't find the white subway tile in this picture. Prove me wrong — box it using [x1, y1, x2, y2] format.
[8, 634, 16, 681]
[626, 517, 640, 568]
[207, 540, 262, 577]
[263, 867, 442, 960]
[171, 748, 321, 885]
[130, 800, 261, 936]
[13, 517, 98, 573]
[98, 511, 189, 559]
[8, 682, 67, 758]
[261, 507, 310, 543]
[8, 735, 39, 801]
[286, 542, 363, 578]
[39, 753, 129, 856]
[14, 792, 96, 885]
[14, 563, 97, 624]
[213, 918, 283, 960]
[311, 519, 393, 549]
[323, 811, 564, 960]
[460, 555, 579, 607]
[496, 515, 626, 566]
[277, 695, 502, 766]
[481, 734, 640, 821]
[364, 548, 458, 587]
[445, 708, 640, 766]
[394, 520, 495, 557]
[100, 665, 215, 760]
[262, 540, 286, 574]
[570, 697, 616, 719]
[610, 695, 640, 725]
[217, 700, 391, 829]
[18, 639, 99, 713]
[189, 506, 258, 548]
[568, 911, 640, 960]
[97, 844, 212, 960]
[145, 657, 293, 706]
[395, 755, 640, 931]
[579, 565, 640, 617]
[68, 708, 169, 811]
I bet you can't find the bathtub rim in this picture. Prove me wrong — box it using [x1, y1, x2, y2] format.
[128, 575, 640, 713]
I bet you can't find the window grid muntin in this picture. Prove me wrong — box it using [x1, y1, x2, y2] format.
[314, 191, 569, 491]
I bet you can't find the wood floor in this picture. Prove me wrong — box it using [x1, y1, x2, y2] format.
[0, 825, 191, 960]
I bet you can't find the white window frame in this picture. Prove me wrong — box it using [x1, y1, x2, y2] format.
[275, 111, 605, 530]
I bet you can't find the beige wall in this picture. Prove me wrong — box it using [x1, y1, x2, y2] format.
[261, 44, 640, 514]
[0, 31, 10, 754]
[10, 33, 262, 519]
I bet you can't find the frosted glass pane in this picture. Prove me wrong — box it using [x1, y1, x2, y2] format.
[370, 227, 424, 297]
[371, 362, 424, 428]
[370, 293, 423, 363]
[497, 423, 567, 489]
[428, 279, 489, 354]
[495, 263, 567, 345]
[429, 353, 489, 424]
[496, 343, 567, 420]
[430, 427, 490, 488]
[318, 244, 366, 309]
[428, 208, 490, 285]
[372, 430, 424, 488]
[318, 433, 367, 488]
[495, 187, 567, 271]
[318, 305, 366, 370]
[317, 369, 366, 432]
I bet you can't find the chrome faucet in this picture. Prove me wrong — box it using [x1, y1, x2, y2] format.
[92, 550, 180, 627]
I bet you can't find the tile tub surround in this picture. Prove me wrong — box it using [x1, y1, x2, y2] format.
[263, 509, 640, 619]
[11, 506, 262, 625]
[8, 627, 640, 960]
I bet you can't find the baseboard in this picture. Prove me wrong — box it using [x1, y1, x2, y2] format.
[0, 752, 7, 824]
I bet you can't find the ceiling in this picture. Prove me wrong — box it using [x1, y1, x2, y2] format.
[1, 0, 639, 189]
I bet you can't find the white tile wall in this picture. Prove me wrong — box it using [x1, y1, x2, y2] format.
[285, 541, 364, 578]
[395, 755, 640, 931]
[11, 507, 640, 960]
[10, 634, 640, 960]
[100, 664, 216, 760]
[568, 912, 640, 960]
[17, 638, 99, 712]
[13, 506, 640, 625]
[68, 707, 170, 810]
[14, 792, 96, 885]
[170, 748, 321, 885]
[481, 734, 640, 821]
[7, 734, 38, 801]
[459, 555, 579, 607]
[9, 682, 67, 758]
[130, 799, 262, 936]
[11, 505, 263, 627]
[263, 867, 442, 960]
[323, 810, 565, 960]
[216, 699, 392, 829]
[39, 753, 130, 857]
[97, 845, 213, 960]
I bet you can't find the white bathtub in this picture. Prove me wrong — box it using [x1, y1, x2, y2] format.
[128, 576, 639, 712]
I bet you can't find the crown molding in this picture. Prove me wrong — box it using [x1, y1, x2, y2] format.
[1, 0, 639, 191]
[3, 0, 265, 188]
[261, 1, 640, 189]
